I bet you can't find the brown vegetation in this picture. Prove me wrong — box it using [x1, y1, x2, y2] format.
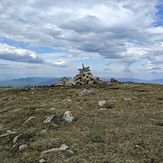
[0, 83, 163, 163]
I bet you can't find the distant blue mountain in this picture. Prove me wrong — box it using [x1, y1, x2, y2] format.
[151, 79, 163, 84]
[0, 77, 61, 87]
[0, 77, 162, 88]
[100, 77, 148, 83]
[100, 77, 163, 84]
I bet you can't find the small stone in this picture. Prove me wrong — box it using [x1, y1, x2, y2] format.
[63, 97, 72, 102]
[13, 135, 21, 144]
[50, 108, 56, 111]
[22, 116, 35, 125]
[39, 159, 47, 163]
[66, 149, 74, 154]
[80, 89, 94, 96]
[99, 108, 107, 111]
[43, 115, 55, 124]
[110, 78, 118, 83]
[12, 144, 17, 148]
[124, 97, 132, 101]
[0, 130, 17, 137]
[41, 144, 69, 154]
[62, 111, 75, 123]
[98, 100, 106, 107]
[59, 144, 69, 150]
[40, 129, 47, 134]
[19, 144, 28, 151]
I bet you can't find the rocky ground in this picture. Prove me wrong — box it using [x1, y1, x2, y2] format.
[0, 83, 163, 163]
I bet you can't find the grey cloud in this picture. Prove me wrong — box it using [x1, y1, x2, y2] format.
[0, 53, 43, 63]
[0, 0, 162, 70]
[59, 15, 103, 33]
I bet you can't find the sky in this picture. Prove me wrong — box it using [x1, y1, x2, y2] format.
[0, 0, 163, 81]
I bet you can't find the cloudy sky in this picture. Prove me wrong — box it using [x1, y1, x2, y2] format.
[0, 0, 163, 80]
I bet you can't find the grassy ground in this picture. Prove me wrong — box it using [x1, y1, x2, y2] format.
[0, 83, 163, 163]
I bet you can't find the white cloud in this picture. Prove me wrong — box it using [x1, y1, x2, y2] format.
[0, 43, 44, 63]
[0, 0, 163, 79]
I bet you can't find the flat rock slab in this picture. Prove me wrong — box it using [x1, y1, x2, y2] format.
[41, 144, 69, 154]
[43, 115, 56, 123]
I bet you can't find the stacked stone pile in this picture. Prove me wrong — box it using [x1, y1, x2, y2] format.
[59, 71, 102, 86]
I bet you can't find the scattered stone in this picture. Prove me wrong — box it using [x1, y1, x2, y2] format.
[19, 144, 28, 152]
[51, 124, 58, 127]
[66, 149, 74, 154]
[92, 136, 104, 143]
[98, 100, 113, 110]
[63, 97, 72, 102]
[12, 144, 17, 149]
[0, 130, 17, 137]
[58, 77, 70, 86]
[41, 144, 69, 154]
[99, 108, 107, 111]
[59, 144, 69, 150]
[98, 100, 106, 107]
[80, 89, 94, 96]
[124, 97, 132, 101]
[40, 129, 47, 134]
[13, 134, 21, 144]
[39, 159, 47, 163]
[50, 108, 56, 111]
[43, 115, 55, 124]
[22, 116, 35, 125]
[62, 111, 75, 123]
[110, 78, 118, 83]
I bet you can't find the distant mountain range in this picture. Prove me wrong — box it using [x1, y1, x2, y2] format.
[0, 77, 61, 87]
[0, 77, 162, 87]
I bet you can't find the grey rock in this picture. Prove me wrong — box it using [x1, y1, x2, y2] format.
[124, 97, 132, 101]
[80, 89, 94, 96]
[67, 149, 74, 154]
[0, 130, 17, 137]
[41, 144, 69, 154]
[98, 100, 106, 107]
[13, 134, 21, 144]
[22, 116, 35, 125]
[59, 77, 69, 86]
[62, 111, 75, 123]
[110, 78, 118, 83]
[43, 115, 55, 124]
[63, 97, 72, 102]
[99, 108, 107, 111]
[40, 129, 47, 134]
[19, 144, 28, 151]
[39, 159, 47, 163]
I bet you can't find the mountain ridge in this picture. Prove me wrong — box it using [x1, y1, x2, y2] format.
[0, 77, 162, 87]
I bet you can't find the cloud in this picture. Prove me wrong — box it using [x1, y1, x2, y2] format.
[0, 0, 163, 79]
[0, 43, 44, 63]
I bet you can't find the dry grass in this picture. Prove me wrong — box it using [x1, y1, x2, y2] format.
[0, 83, 163, 163]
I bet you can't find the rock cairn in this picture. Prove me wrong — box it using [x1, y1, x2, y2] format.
[58, 64, 102, 86]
